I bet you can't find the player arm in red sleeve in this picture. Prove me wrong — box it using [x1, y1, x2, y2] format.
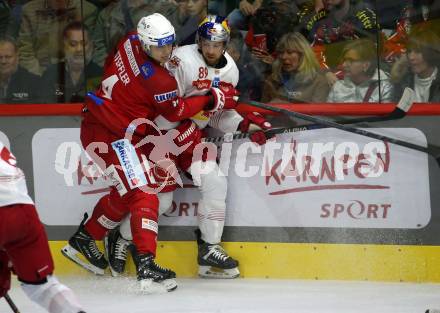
[157, 86, 240, 122]
[158, 95, 212, 122]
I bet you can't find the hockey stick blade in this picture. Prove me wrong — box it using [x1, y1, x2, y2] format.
[337, 87, 414, 125]
[243, 99, 440, 167]
[4, 293, 20, 313]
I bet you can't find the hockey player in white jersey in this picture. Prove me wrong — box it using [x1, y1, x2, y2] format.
[0, 141, 86, 313]
[105, 15, 272, 279]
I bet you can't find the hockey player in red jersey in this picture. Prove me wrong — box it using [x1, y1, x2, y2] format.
[61, 13, 238, 293]
[106, 15, 272, 279]
[0, 141, 86, 313]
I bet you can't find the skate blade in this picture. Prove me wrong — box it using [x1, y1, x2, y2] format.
[198, 266, 240, 279]
[61, 244, 105, 276]
[109, 266, 121, 277]
[103, 236, 122, 277]
[139, 278, 178, 294]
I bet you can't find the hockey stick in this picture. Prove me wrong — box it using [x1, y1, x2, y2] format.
[332, 87, 414, 125]
[205, 88, 415, 144]
[4, 293, 20, 313]
[242, 99, 440, 166]
[203, 125, 313, 143]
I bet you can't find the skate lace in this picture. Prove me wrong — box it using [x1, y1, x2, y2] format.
[115, 237, 130, 261]
[152, 260, 169, 273]
[88, 241, 103, 259]
[207, 244, 228, 262]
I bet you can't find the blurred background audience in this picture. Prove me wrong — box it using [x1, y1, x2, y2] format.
[42, 21, 101, 103]
[0, 0, 438, 105]
[261, 32, 330, 103]
[327, 38, 393, 103]
[0, 36, 41, 103]
[391, 28, 440, 103]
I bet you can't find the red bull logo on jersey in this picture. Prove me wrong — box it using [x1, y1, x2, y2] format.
[154, 90, 178, 103]
[192, 79, 211, 90]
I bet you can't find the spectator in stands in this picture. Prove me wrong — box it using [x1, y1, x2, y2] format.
[261, 32, 330, 103]
[0, 36, 41, 103]
[231, 0, 302, 94]
[227, 29, 264, 100]
[246, 0, 300, 56]
[227, 0, 263, 30]
[41, 22, 102, 103]
[408, 0, 440, 31]
[0, 0, 12, 37]
[383, 0, 440, 63]
[177, 0, 208, 45]
[91, 0, 179, 66]
[298, 0, 378, 85]
[0, 0, 22, 38]
[391, 29, 440, 103]
[208, 0, 228, 16]
[17, 0, 97, 76]
[327, 39, 393, 103]
[366, 0, 405, 31]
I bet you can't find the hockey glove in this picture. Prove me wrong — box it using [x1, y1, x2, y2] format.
[172, 120, 202, 149]
[239, 112, 272, 146]
[206, 86, 239, 113]
[0, 251, 11, 298]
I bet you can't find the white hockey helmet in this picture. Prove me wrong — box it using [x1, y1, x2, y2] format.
[137, 13, 176, 53]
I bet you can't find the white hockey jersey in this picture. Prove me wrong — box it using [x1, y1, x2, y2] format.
[0, 141, 33, 207]
[159, 44, 243, 133]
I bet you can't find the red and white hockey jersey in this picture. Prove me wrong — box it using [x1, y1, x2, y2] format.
[0, 141, 33, 207]
[86, 33, 211, 137]
[162, 44, 243, 133]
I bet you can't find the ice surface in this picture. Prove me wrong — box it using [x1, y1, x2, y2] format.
[1, 276, 439, 313]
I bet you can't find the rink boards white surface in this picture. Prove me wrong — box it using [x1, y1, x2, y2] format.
[1, 276, 440, 313]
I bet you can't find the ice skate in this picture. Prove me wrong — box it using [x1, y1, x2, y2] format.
[104, 226, 132, 277]
[196, 229, 240, 279]
[61, 214, 108, 275]
[135, 253, 177, 294]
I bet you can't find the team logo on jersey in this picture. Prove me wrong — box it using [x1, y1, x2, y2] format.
[168, 56, 181, 68]
[154, 90, 178, 103]
[192, 79, 211, 90]
[111, 139, 147, 189]
[140, 62, 155, 79]
[212, 76, 220, 88]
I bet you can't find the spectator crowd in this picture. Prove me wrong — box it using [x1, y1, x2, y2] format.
[0, 0, 439, 104]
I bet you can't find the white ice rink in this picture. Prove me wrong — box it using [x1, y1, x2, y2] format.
[1, 276, 440, 313]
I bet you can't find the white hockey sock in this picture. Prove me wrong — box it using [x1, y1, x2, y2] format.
[21, 275, 83, 313]
[189, 161, 227, 244]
